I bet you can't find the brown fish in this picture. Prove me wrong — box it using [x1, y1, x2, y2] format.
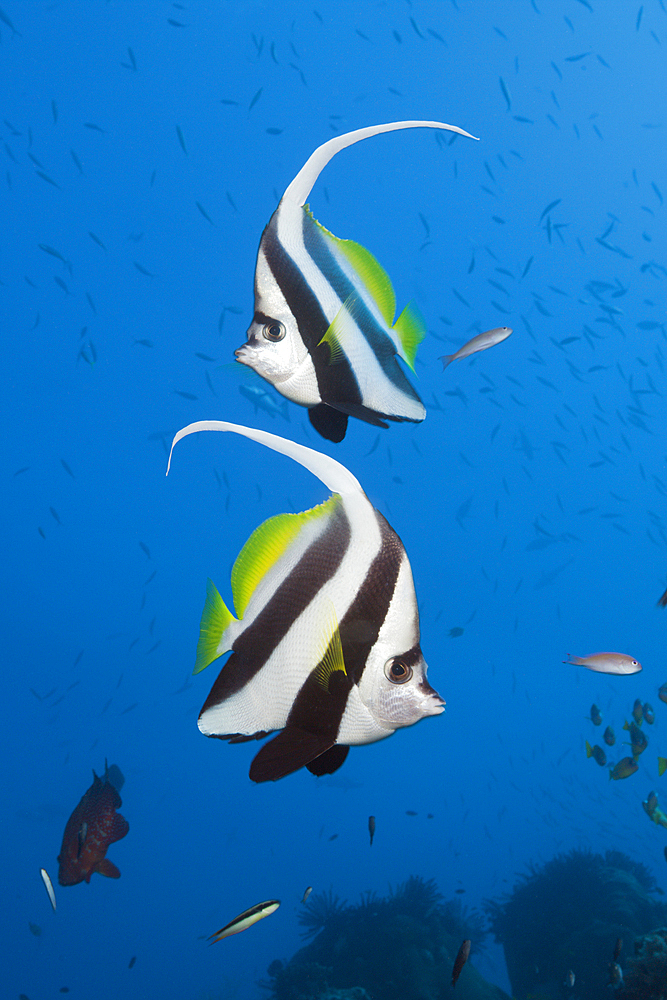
[57, 764, 128, 885]
[452, 939, 471, 987]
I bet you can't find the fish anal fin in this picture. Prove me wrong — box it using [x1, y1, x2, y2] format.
[393, 300, 426, 372]
[195, 579, 236, 674]
[308, 404, 348, 442]
[94, 858, 121, 879]
[249, 727, 336, 782]
[231, 501, 336, 618]
[306, 743, 349, 776]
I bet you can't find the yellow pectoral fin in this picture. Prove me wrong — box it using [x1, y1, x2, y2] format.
[312, 603, 347, 691]
[194, 579, 236, 674]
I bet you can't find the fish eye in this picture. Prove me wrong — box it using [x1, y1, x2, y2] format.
[384, 657, 413, 684]
[263, 321, 286, 342]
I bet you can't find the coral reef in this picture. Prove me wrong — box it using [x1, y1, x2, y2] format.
[485, 849, 667, 1000]
[264, 876, 509, 1000]
[617, 926, 667, 1000]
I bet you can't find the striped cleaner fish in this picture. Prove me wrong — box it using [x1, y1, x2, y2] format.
[235, 120, 479, 442]
[167, 420, 444, 781]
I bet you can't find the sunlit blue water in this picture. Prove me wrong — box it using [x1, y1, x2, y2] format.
[3, 3, 667, 997]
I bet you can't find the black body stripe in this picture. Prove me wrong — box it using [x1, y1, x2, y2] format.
[302, 213, 424, 405]
[199, 499, 351, 718]
[260, 211, 363, 409]
[283, 509, 415, 743]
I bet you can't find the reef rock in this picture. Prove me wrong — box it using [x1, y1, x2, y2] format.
[618, 926, 667, 1000]
[266, 877, 510, 1000]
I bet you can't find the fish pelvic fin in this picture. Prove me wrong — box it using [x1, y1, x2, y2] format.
[393, 301, 426, 372]
[195, 579, 236, 674]
[232, 499, 340, 619]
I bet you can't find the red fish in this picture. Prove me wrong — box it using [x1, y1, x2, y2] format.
[57, 765, 129, 885]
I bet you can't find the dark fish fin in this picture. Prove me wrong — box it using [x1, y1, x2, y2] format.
[94, 858, 121, 878]
[104, 762, 125, 792]
[249, 727, 335, 782]
[306, 743, 349, 776]
[108, 813, 130, 844]
[308, 403, 348, 442]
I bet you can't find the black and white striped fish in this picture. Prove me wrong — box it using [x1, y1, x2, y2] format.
[167, 420, 444, 782]
[235, 120, 478, 442]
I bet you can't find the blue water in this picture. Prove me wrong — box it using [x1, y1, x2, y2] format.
[3, 2, 667, 997]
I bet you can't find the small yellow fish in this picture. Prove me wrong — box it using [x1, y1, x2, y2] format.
[585, 741, 606, 766]
[609, 757, 638, 781]
[632, 699, 644, 725]
[659, 682, 667, 705]
[590, 704, 602, 726]
[603, 726, 615, 746]
[659, 756, 667, 777]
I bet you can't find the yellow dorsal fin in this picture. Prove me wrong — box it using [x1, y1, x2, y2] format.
[305, 207, 396, 326]
[312, 601, 347, 691]
[194, 579, 236, 674]
[392, 300, 426, 372]
[231, 498, 339, 619]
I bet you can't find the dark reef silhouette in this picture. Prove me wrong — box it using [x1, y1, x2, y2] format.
[263, 876, 509, 1000]
[485, 848, 667, 1000]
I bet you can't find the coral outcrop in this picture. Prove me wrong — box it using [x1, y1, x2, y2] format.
[485, 849, 667, 1000]
[264, 877, 510, 1000]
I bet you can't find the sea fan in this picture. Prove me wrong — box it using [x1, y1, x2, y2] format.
[297, 889, 348, 939]
[388, 875, 443, 913]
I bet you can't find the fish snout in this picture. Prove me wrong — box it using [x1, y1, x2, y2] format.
[421, 680, 445, 715]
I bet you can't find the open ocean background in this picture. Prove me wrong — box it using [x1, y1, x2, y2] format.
[3, 2, 667, 998]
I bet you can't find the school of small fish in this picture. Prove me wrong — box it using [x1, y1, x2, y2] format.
[10, 6, 667, 997]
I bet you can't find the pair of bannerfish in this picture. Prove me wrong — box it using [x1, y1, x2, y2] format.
[169, 119, 502, 783]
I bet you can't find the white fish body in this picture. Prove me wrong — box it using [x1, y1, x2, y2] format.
[440, 326, 512, 369]
[236, 120, 479, 441]
[167, 420, 444, 780]
[564, 652, 642, 675]
[40, 867, 56, 911]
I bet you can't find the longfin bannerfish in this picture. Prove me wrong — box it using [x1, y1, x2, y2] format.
[167, 421, 444, 782]
[235, 120, 479, 442]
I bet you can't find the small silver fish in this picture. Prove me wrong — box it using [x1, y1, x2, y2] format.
[440, 327, 512, 369]
[40, 867, 56, 911]
[301, 886, 313, 904]
[564, 652, 642, 675]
